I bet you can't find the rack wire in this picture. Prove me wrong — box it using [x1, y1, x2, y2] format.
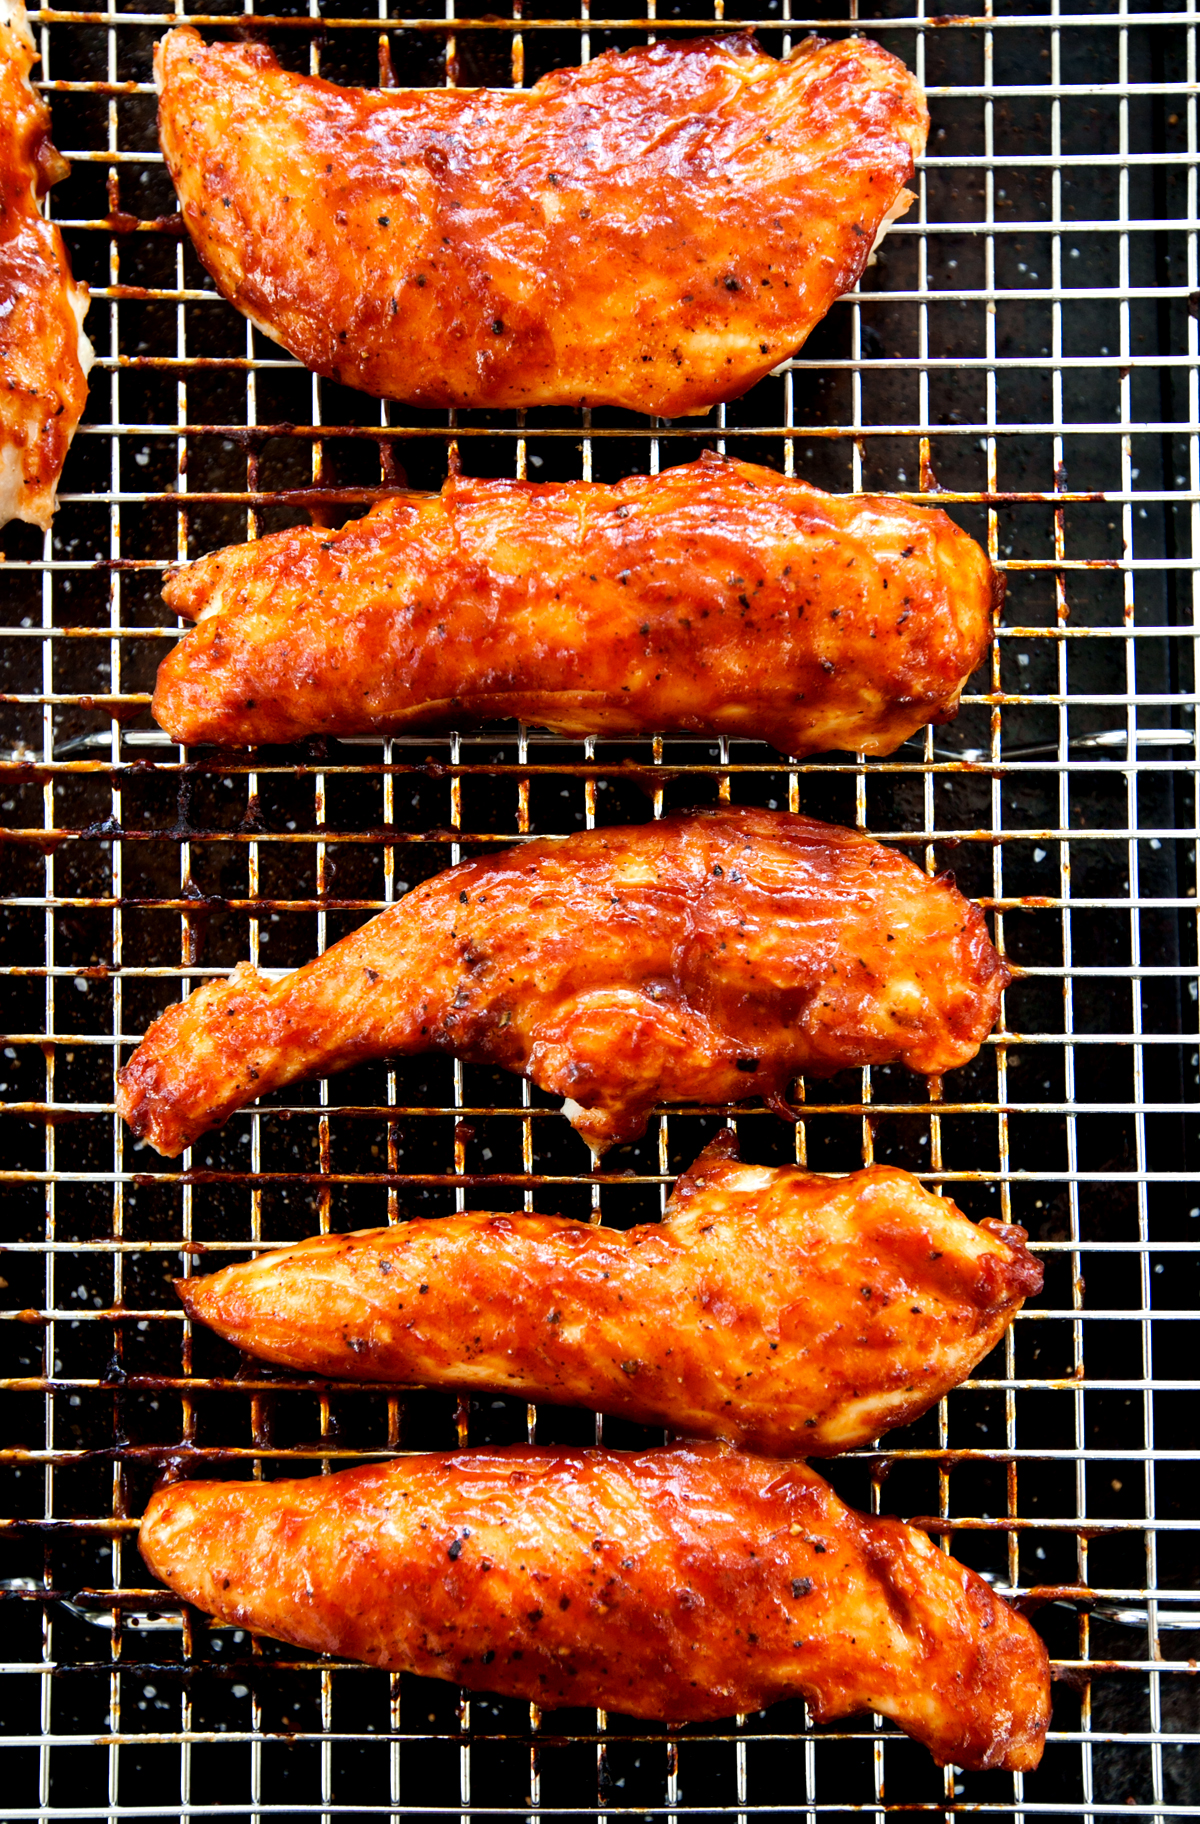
[2, 0, 1199, 1817]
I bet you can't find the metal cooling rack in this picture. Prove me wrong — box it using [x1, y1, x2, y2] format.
[2, 0, 1199, 1817]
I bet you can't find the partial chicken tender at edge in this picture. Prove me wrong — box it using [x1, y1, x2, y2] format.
[0, 0, 93, 530]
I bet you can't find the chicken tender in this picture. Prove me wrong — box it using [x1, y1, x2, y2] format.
[115, 807, 1008, 1157]
[154, 31, 926, 417]
[140, 1442, 1050, 1769]
[178, 1133, 1041, 1455]
[154, 457, 996, 755]
[0, 0, 92, 529]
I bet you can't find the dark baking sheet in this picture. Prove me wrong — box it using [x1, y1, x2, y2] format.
[1, 0, 1198, 1816]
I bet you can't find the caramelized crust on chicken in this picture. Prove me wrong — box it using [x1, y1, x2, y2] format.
[0, 0, 92, 530]
[179, 1134, 1041, 1455]
[116, 807, 1007, 1158]
[140, 1442, 1050, 1768]
[154, 32, 926, 418]
[154, 457, 996, 755]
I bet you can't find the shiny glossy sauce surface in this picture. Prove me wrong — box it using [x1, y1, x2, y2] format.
[116, 806, 1008, 1156]
[155, 32, 927, 415]
[179, 1134, 1042, 1454]
[140, 1441, 1050, 1768]
[154, 456, 997, 754]
[0, 0, 91, 529]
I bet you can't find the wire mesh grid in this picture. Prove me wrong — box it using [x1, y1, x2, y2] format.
[2, 0, 1199, 1817]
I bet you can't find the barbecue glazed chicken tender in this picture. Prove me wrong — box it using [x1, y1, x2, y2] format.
[154, 457, 997, 755]
[154, 31, 927, 416]
[179, 1134, 1042, 1456]
[140, 1443, 1051, 1770]
[0, 0, 92, 529]
[115, 807, 1008, 1157]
